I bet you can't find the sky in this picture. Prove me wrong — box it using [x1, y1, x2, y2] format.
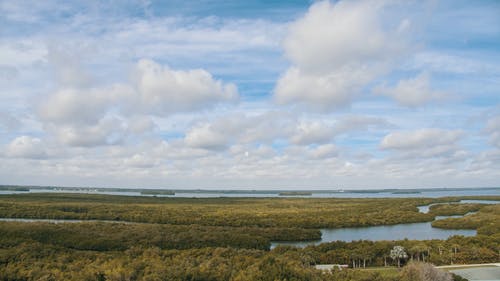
[0, 0, 499, 189]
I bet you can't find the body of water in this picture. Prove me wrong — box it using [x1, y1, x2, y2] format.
[271, 200, 500, 248]
[2, 187, 499, 198]
[271, 222, 477, 248]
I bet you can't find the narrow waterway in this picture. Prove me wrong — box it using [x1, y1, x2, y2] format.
[271, 200, 499, 248]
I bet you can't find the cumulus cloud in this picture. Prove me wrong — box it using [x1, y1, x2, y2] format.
[274, 0, 409, 111]
[182, 111, 310, 151]
[123, 153, 160, 168]
[184, 124, 228, 150]
[126, 116, 156, 134]
[283, 0, 401, 73]
[332, 115, 392, 135]
[485, 116, 500, 148]
[274, 66, 373, 111]
[375, 72, 446, 107]
[380, 128, 465, 159]
[182, 112, 390, 151]
[5, 136, 47, 159]
[183, 112, 295, 150]
[381, 128, 463, 150]
[47, 45, 93, 88]
[131, 59, 238, 115]
[38, 84, 133, 147]
[50, 117, 126, 147]
[37, 58, 238, 147]
[291, 120, 334, 145]
[39, 85, 132, 125]
[308, 144, 338, 159]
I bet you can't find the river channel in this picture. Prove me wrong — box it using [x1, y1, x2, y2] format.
[270, 200, 498, 248]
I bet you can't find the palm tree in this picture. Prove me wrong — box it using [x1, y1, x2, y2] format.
[390, 245, 408, 267]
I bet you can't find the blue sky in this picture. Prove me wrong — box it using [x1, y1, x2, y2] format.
[0, 0, 499, 189]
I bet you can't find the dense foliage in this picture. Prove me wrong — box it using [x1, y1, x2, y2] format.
[0, 222, 320, 251]
[304, 235, 499, 267]
[0, 193, 444, 228]
[429, 203, 483, 216]
[0, 244, 464, 281]
[432, 204, 500, 235]
[0, 193, 498, 280]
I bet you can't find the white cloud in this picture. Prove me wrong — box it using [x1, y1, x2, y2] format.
[291, 120, 334, 145]
[5, 136, 47, 159]
[283, 0, 400, 73]
[485, 116, 500, 148]
[47, 45, 93, 88]
[381, 128, 463, 150]
[181, 112, 391, 151]
[0, 1, 71, 23]
[410, 52, 500, 75]
[131, 59, 239, 115]
[308, 144, 338, 159]
[50, 117, 126, 147]
[183, 111, 297, 150]
[184, 124, 228, 150]
[332, 115, 392, 135]
[127, 115, 156, 134]
[38, 85, 131, 125]
[274, 66, 373, 111]
[375, 72, 446, 107]
[0, 40, 47, 67]
[274, 0, 409, 111]
[37, 58, 238, 147]
[123, 153, 160, 168]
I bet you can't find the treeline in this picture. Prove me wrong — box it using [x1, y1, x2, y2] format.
[0, 194, 439, 228]
[0, 186, 29, 192]
[0, 243, 462, 281]
[301, 234, 499, 267]
[1, 221, 497, 266]
[0, 222, 320, 251]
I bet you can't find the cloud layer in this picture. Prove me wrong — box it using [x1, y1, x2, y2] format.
[0, 0, 499, 189]
[275, 0, 409, 111]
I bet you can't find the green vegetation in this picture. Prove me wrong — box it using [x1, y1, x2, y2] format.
[0, 193, 498, 280]
[304, 235, 499, 267]
[429, 203, 483, 216]
[432, 204, 500, 235]
[0, 222, 320, 251]
[278, 191, 313, 196]
[1, 238, 492, 280]
[139, 190, 175, 195]
[0, 193, 439, 228]
[0, 186, 29, 192]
